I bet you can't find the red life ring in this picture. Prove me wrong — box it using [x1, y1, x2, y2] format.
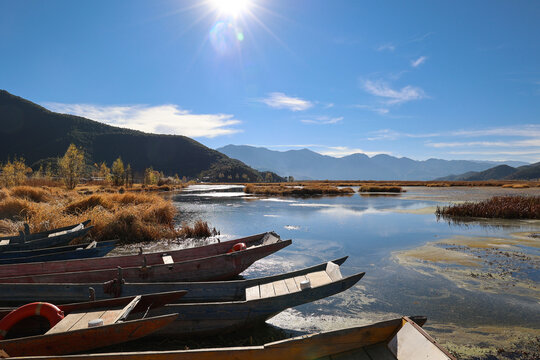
[0, 302, 64, 340]
[227, 242, 247, 253]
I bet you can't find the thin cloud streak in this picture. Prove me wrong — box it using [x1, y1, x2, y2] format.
[363, 80, 426, 105]
[260, 92, 313, 111]
[44, 103, 241, 138]
[411, 56, 427, 67]
[301, 116, 343, 125]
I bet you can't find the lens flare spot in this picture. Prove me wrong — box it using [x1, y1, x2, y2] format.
[210, 21, 245, 54]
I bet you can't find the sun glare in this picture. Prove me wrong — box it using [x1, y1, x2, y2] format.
[211, 0, 251, 18]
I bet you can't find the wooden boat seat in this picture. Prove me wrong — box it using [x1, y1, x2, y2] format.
[245, 270, 334, 301]
[46, 308, 124, 334]
[46, 295, 141, 335]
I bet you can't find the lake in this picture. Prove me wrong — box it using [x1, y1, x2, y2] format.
[171, 185, 540, 358]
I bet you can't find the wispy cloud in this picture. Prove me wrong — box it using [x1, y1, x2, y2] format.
[44, 103, 241, 138]
[353, 104, 389, 115]
[427, 139, 540, 148]
[376, 43, 395, 52]
[411, 56, 427, 67]
[451, 125, 540, 138]
[301, 116, 343, 125]
[363, 80, 426, 105]
[253, 144, 391, 158]
[317, 146, 390, 158]
[367, 129, 440, 141]
[260, 92, 313, 111]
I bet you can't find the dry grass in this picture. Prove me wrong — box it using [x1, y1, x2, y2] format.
[502, 184, 530, 189]
[436, 196, 540, 220]
[0, 197, 34, 220]
[244, 184, 355, 197]
[241, 180, 540, 188]
[179, 220, 217, 239]
[10, 186, 51, 202]
[0, 185, 204, 243]
[359, 185, 403, 193]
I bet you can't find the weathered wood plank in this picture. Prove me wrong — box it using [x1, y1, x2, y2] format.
[325, 348, 372, 360]
[326, 262, 343, 281]
[388, 321, 452, 360]
[272, 280, 289, 296]
[364, 344, 397, 360]
[70, 310, 108, 331]
[294, 275, 308, 289]
[284, 277, 299, 293]
[259, 282, 276, 298]
[306, 271, 332, 288]
[100, 309, 124, 325]
[245, 285, 260, 301]
[46, 312, 86, 334]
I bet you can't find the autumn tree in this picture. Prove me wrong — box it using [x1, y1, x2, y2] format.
[58, 144, 85, 189]
[111, 157, 125, 186]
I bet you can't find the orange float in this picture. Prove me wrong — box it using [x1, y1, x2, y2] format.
[0, 302, 64, 339]
[227, 242, 247, 253]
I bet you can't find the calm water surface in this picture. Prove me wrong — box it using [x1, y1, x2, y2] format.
[171, 185, 540, 350]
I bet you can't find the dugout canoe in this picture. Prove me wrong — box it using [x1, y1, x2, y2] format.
[0, 292, 183, 357]
[0, 258, 363, 337]
[0, 316, 456, 360]
[0, 221, 93, 253]
[0, 232, 290, 283]
[0, 240, 117, 265]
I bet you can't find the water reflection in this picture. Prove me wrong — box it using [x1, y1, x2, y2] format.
[172, 185, 540, 357]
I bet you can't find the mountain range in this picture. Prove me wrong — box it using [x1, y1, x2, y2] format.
[217, 145, 529, 181]
[0, 90, 282, 182]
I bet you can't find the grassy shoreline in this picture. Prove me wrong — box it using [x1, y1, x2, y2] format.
[0, 184, 212, 243]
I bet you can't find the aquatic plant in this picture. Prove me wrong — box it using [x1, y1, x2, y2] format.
[244, 184, 354, 197]
[436, 195, 540, 220]
[359, 185, 403, 193]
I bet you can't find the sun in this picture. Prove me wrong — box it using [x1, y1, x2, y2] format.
[210, 0, 251, 18]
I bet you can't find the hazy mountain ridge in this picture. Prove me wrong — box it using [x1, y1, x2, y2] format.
[217, 145, 529, 180]
[438, 162, 540, 181]
[0, 90, 281, 182]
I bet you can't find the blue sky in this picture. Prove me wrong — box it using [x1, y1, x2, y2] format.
[1, 0, 539, 162]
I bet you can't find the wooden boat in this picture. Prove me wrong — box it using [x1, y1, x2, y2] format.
[0, 258, 364, 337]
[0, 316, 456, 360]
[0, 232, 291, 283]
[0, 292, 184, 357]
[0, 240, 117, 265]
[0, 221, 93, 253]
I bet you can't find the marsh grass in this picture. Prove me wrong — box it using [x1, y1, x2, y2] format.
[10, 186, 51, 202]
[0, 185, 212, 243]
[436, 195, 540, 220]
[359, 185, 403, 193]
[179, 220, 218, 239]
[244, 184, 354, 197]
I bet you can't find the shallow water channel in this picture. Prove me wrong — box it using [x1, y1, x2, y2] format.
[169, 185, 540, 358]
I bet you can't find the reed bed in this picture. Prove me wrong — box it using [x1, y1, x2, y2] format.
[0, 186, 212, 243]
[244, 184, 354, 197]
[359, 185, 403, 193]
[436, 195, 540, 220]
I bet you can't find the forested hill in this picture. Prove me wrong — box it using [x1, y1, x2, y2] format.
[0, 90, 278, 182]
